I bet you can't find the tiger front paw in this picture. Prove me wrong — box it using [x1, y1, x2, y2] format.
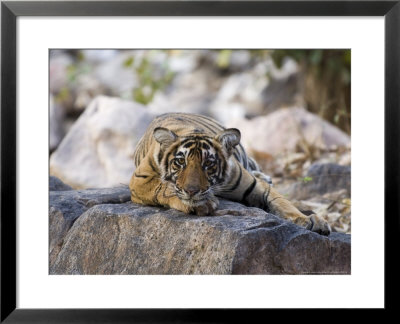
[307, 214, 331, 236]
[192, 197, 219, 216]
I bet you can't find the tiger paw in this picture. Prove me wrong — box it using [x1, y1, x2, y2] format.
[306, 214, 331, 236]
[169, 198, 194, 215]
[193, 197, 219, 216]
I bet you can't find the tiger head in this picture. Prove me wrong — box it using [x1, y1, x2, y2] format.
[153, 127, 241, 206]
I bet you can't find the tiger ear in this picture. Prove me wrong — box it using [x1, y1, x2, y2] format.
[215, 128, 241, 154]
[153, 127, 178, 149]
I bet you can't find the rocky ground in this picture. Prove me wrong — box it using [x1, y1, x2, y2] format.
[49, 176, 350, 275]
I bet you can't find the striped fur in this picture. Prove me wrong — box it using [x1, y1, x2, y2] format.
[129, 113, 330, 235]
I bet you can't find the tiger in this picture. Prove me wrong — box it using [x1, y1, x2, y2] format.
[129, 112, 331, 235]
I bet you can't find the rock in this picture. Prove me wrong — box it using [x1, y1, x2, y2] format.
[208, 56, 297, 123]
[49, 50, 74, 94]
[80, 49, 119, 63]
[261, 73, 303, 113]
[227, 107, 350, 156]
[338, 150, 351, 166]
[147, 69, 217, 117]
[72, 73, 107, 112]
[49, 176, 73, 191]
[49, 95, 65, 152]
[306, 163, 351, 194]
[49, 180, 131, 267]
[49, 182, 351, 275]
[209, 72, 267, 123]
[208, 103, 247, 126]
[93, 51, 138, 99]
[167, 50, 198, 74]
[229, 50, 252, 69]
[148, 87, 214, 117]
[50, 50, 129, 114]
[50, 96, 153, 189]
[285, 163, 351, 200]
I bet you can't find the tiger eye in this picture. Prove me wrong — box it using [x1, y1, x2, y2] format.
[175, 158, 185, 165]
[204, 160, 214, 167]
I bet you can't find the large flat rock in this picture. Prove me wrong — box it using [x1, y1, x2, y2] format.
[49, 185, 131, 266]
[49, 180, 350, 275]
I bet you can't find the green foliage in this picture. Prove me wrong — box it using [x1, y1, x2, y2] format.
[54, 52, 92, 105]
[297, 176, 313, 183]
[123, 56, 134, 68]
[55, 86, 70, 103]
[216, 50, 233, 69]
[66, 60, 92, 83]
[124, 51, 174, 105]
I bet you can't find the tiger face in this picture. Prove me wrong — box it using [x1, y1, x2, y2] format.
[153, 127, 240, 207]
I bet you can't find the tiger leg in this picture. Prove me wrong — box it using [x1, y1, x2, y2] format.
[129, 157, 193, 214]
[251, 170, 273, 185]
[261, 182, 331, 235]
[218, 165, 331, 235]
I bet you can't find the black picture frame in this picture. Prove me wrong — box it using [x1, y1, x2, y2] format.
[1, 0, 398, 322]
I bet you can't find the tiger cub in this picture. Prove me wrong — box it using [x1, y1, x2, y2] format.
[130, 113, 331, 235]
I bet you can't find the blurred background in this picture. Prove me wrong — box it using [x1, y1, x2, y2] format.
[49, 49, 351, 233]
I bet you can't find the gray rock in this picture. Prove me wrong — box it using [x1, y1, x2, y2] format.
[147, 69, 217, 117]
[50, 96, 154, 189]
[93, 52, 137, 99]
[287, 163, 351, 200]
[50, 185, 350, 275]
[307, 163, 351, 193]
[227, 107, 350, 156]
[80, 49, 119, 64]
[49, 184, 131, 267]
[49, 176, 73, 191]
[261, 73, 303, 113]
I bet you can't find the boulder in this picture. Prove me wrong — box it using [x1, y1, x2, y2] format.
[49, 177, 351, 275]
[49, 175, 73, 191]
[49, 185, 131, 267]
[208, 71, 267, 123]
[49, 96, 154, 189]
[227, 107, 350, 156]
[93, 51, 138, 99]
[285, 163, 351, 200]
[147, 69, 217, 117]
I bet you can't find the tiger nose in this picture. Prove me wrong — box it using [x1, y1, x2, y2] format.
[185, 186, 200, 196]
